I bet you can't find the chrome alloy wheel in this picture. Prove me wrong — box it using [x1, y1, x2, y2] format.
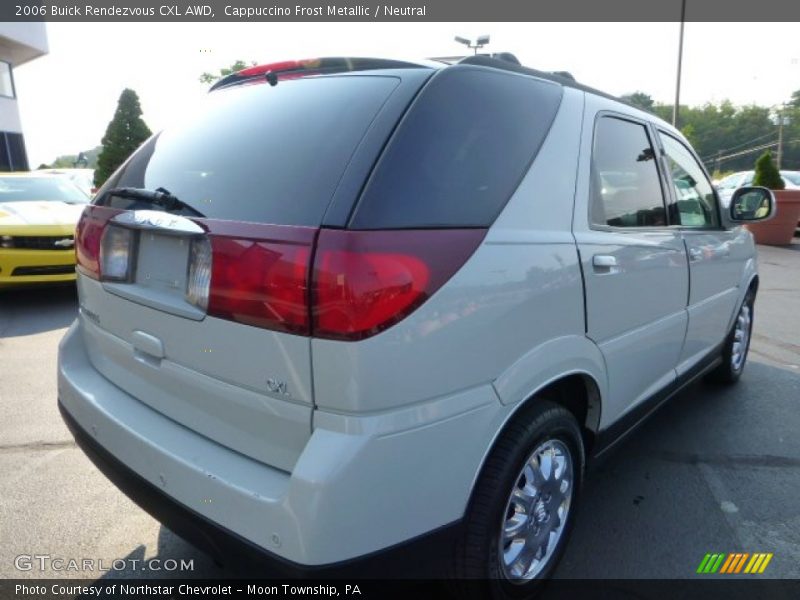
[731, 303, 752, 372]
[499, 439, 573, 581]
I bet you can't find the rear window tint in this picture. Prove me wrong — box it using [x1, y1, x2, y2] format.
[97, 75, 400, 225]
[349, 67, 563, 229]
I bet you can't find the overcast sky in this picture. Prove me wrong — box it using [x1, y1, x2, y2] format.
[13, 22, 800, 167]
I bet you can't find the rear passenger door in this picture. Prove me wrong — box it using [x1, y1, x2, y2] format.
[573, 112, 689, 425]
[656, 131, 744, 374]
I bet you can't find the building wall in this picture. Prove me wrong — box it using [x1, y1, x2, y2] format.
[0, 23, 48, 170]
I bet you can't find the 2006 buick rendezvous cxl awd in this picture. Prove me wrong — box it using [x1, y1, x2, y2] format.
[58, 55, 775, 597]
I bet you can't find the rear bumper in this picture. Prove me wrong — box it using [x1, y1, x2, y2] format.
[58, 399, 458, 577]
[58, 319, 504, 568]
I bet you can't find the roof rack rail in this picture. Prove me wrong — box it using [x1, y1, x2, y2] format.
[457, 55, 621, 104]
[209, 57, 431, 91]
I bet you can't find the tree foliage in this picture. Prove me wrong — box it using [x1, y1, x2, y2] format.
[45, 146, 103, 169]
[199, 60, 256, 84]
[620, 91, 655, 112]
[752, 151, 785, 189]
[624, 90, 800, 175]
[94, 89, 152, 188]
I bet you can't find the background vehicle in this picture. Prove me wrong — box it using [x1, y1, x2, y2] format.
[716, 169, 800, 206]
[57, 55, 773, 596]
[0, 173, 88, 288]
[39, 168, 96, 196]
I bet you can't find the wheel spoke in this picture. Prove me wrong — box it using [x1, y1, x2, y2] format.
[504, 512, 529, 541]
[539, 451, 554, 481]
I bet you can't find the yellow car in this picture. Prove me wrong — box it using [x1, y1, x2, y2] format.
[0, 172, 90, 288]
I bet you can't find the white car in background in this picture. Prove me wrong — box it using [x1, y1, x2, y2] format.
[716, 169, 800, 206]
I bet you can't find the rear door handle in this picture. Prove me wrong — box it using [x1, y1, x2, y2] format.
[688, 248, 703, 261]
[592, 255, 618, 270]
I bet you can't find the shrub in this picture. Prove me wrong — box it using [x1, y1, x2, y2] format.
[752, 151, 785, 190]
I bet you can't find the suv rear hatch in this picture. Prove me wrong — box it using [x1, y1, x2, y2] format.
[75, 65, 429, 472]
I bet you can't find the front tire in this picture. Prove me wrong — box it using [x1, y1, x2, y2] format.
[450, 401, 584, 599]
[707, 289, 755, 384]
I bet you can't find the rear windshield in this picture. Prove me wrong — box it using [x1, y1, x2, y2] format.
[0, 177, 89, 204]
[349, 66, 563, 229]
[97, 75, 400, 225]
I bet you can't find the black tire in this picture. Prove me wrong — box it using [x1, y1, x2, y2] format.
[449, 400, 584, 600]
[706, 289, 755, 385]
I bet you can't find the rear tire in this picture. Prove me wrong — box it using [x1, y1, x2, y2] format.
[449, 400, 584, 599]
[706, 289, 755, 385]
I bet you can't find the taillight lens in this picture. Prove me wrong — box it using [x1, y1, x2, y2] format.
[99, 225, 135, 281]
[312, 229, 486, 340]
[75, 206, 121, 279]
[186, 237, 212, 311]
[207, 237, 311, 334]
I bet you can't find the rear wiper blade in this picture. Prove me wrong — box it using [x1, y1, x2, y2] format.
[105, 187, 203, 217]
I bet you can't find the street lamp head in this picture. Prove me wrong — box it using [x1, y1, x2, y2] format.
[476, 35, 491, 46]
[454, 36, 471, 47]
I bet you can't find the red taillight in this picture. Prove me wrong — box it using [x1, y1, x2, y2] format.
[75, 206, 485, 340]
[75, 206, 122, 279]
[311, 229, 486, 340]
[207, 236, 312, 335]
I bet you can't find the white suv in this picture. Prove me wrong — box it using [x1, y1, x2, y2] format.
[58, 55, 774, 596]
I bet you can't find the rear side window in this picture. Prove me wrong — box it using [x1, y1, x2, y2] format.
[98, 75, 400, 225]
[590, 117, 666, 228]
[349, 67, 563, 229]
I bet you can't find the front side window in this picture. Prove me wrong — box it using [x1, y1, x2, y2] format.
[590, 117, 666, 228]
[660, 133, 719, 228]
[0, 62, 13, 98]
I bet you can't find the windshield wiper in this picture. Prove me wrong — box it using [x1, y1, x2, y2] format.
[105, 187, 204, 217]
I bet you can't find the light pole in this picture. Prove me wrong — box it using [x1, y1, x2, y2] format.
[455, 35, 491, 55]
[672, 0, 687, 127]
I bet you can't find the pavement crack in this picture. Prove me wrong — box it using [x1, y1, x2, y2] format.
[652, 450, 800, 468]
[0, 440, 76, 453]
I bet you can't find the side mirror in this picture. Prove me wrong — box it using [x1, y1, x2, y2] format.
[729, 186, 775, 223]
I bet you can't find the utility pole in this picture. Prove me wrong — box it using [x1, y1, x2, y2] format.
[673, 0, 687, 127]
[776, 103, 785, 170]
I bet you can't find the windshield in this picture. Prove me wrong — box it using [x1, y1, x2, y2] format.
[0, 177, 90, 204]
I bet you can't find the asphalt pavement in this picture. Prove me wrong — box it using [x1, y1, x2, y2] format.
[0, 243, 798, 583]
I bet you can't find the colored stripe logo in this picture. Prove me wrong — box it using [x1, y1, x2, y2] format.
[697, 552, 773, 574]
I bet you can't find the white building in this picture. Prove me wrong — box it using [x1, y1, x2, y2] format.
[0, 23, 48, 171]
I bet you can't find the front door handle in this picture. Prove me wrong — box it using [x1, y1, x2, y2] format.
[592, 255, 618, 270]
[688, 248, 703, 261]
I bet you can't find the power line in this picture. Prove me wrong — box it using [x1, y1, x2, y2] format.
[702, 141, 780, 169]
[700, 131, 778, 161]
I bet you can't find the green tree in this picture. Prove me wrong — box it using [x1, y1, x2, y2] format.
[620, 91, 655, 113]
[199, 60, 255, 84]
[94, 90, 151, 188]
[752, 151, 784, 189]
[789, 89, 800, 110]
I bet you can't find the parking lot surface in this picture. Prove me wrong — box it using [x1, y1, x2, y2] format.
[1, 243, 799, 581]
